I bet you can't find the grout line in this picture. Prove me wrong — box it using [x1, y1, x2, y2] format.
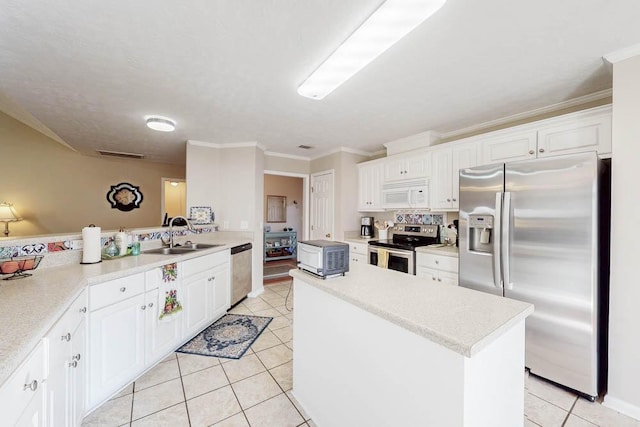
[175, 352, 192, 426]
[217, 361, 252, 424]
[129, 381, 136, 425]
[561, 397, 580, 427]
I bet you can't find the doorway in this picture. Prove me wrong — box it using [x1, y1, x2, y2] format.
[161, 178, 186, 225]
[263, 171, 309, 282]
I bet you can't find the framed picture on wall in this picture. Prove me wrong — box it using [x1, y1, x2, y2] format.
[266, 195, 286, 223]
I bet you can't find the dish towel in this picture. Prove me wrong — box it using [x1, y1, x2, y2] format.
[159, 262, 183, 322]
[377, 248, 389, 269]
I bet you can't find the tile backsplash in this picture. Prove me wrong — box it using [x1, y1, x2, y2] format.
[394, 212, 444, 225]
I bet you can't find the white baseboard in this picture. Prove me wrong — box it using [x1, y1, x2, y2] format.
[603, 394, 640, 421]
[248, 287, 264, 298]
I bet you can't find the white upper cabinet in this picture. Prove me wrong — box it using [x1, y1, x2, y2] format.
[536, 110, 612, 157]
[384, 152, 431, 182]
[358, 162, 384, 211]
[431, 142, 477, 211]
[478, 106, 612, 165]
[480, 130, 537, 164]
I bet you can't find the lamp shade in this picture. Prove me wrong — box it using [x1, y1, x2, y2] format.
[0, 202, 22, 222]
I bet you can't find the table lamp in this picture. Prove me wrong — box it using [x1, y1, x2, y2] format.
[0, 202, 22, 237]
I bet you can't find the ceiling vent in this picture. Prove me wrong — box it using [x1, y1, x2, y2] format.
[298, 145, 314, 150]
[96, 150, 145, 159]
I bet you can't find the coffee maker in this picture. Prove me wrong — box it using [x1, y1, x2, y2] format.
[360, 216, 374, 239]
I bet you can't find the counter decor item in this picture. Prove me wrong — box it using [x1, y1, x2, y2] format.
[81, 224, 102, 264]
[106, 182, 143, 211]
[0, 202, 23, 237]
[0, 255, 43, 280]
[189, 206, 214, 224]
[374, 220, 394, 240]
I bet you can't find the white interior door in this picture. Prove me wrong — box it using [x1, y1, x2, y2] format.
[310, 171, 334, 240]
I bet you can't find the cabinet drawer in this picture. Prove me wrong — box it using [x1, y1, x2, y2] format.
[46, 289, 88, 369]
[416, 253, 458, 273]
[349, 242, 368, 255]
[90, 273, 145, 311]
[181, 250, 230, 278]
[0, 342, 44, 422]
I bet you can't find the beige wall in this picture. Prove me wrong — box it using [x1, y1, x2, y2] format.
[264, 154, 310, 174]
[264, 175, 303, 233]
[163, 181, 186, 219]
[1, 111, 185, 236]
[605, 55, 640, 417]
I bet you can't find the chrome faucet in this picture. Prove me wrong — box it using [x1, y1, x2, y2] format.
[167, 216, 195, 248]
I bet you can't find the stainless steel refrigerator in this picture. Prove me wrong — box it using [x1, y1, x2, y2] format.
[458, 151, 606, 399]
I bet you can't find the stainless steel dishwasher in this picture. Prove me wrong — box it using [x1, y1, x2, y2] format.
[231, 243, 253, 306]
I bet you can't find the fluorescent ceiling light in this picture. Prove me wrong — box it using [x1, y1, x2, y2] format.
[298, 0, 447, 100]
[146, 116, 176, 132]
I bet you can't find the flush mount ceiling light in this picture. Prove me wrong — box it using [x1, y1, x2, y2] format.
[146, 116, 176, 132]
[297, 0, 447, 100]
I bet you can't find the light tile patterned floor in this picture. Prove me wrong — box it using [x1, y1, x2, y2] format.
[83, 278, 640, 427]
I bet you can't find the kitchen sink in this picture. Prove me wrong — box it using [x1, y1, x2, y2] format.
[176, 243, 225, 250]
[142, 243, 225, 255]
[142, 247, 198, 255]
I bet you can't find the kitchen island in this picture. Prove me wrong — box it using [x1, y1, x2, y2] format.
[290, 263, 533, 427]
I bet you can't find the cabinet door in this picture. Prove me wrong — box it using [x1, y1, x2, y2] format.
[537, 112, 611, 158]
[430, 148, 453, 210]
[358, 163, 383, 211]
[183, 270, 214, 338]
[383, 158, 406, 182]
[439, 271, 459, 286]
[144, 289, 183, 366]
[15, 386, 45, 427]
[350, 252, 367, 264]
[416, 266, 438, 282]
[211, 264, 231, 321]
[46, 323, 72, 427]
[405, 153, 430, 180]
[481, 131, 537, 164]
[69, 320, 86, 426]
[88, 294, 145, 408]
[452, 142, 478, 209]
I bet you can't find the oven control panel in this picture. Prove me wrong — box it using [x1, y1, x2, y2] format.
[393, 225, 438, 237]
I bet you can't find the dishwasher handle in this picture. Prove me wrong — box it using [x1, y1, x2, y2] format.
[231, 243, 253, 255]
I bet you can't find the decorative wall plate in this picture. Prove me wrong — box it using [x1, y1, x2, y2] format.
[189, 206, 213, 224]
[107, 182, 143, 211]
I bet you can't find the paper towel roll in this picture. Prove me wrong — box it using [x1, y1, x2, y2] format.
[82, 225, 102, 264]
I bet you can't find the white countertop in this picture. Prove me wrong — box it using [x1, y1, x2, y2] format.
[415, 244, 459, 257]
[0, 238, 250, 387]
[290, 263, 532, 358]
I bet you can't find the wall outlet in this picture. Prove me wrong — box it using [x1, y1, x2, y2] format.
[223, 221, 229, 229]
[240, 221, 249, 230]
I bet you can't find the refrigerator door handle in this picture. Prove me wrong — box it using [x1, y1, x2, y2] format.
[493, 192, 503, 289]
[502, 192, 512, 289]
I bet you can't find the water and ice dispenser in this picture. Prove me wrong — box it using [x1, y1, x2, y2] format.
[468, 215, 494, 253]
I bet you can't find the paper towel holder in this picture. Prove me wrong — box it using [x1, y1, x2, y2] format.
[80, 224, 103, 265]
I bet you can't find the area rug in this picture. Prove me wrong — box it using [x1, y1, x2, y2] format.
[177, 314, 272, 359]
[263, 261, 297, 280]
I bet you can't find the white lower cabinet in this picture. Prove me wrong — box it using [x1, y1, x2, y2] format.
[46, 289, 87, 427]
[88, 292, 146, 408]
[183, 269, 214, 339]
[416, 252, 459, 286]
[211, 262, 231, 320]
[0, 342, 46, 426]
[347, 241, 368, 264]
[144, 288, 183, 366]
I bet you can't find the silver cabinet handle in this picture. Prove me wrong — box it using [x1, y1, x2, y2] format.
[69, 361, 78, 368]
[528, 150, 534, 155]
[452, 198, 457, 202]
[148, 302, 154, 308]
[539, 148, 545, 153]
[120, 287, 126, 292]
[141, 305, 146, 310]
[23, 380, 38, 392]
[208, 277, 215, 282]
[79, 307, 87, 313]
[61, 332, 71, 342]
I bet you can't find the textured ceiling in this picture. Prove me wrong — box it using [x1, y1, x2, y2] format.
[1, 0, 638, 164]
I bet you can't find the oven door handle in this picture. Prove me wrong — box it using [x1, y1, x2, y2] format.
[368, 246, 412, 258]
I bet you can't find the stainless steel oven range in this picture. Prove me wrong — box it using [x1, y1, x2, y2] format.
[368, 225, 440, 275]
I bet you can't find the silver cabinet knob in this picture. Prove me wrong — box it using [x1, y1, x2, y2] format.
[68, 361, 78, 368]
[208, 277, 215, 282]
[23, 380, 38, 392]
[61, 332, 71, 342]
[432, 276, 436, 281]
[446, 198, 451, 202]
[452, 198, 457, 202]
[539, 148, 545, 153]
[79, 307, 87, 313]
[435, 260, 439, 264]
[148, 302, 154, 308]
[120, 287, 126, 292]
[73, 353, 81, 361]
[528, 150, 535, 155]
[437, 278, 442, 282]
[141, 305, 146, 310]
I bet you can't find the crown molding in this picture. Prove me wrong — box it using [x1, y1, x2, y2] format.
[440, 89, 612, 140]
[264, 151, 311, 161]
[603, 43, 640, 64]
